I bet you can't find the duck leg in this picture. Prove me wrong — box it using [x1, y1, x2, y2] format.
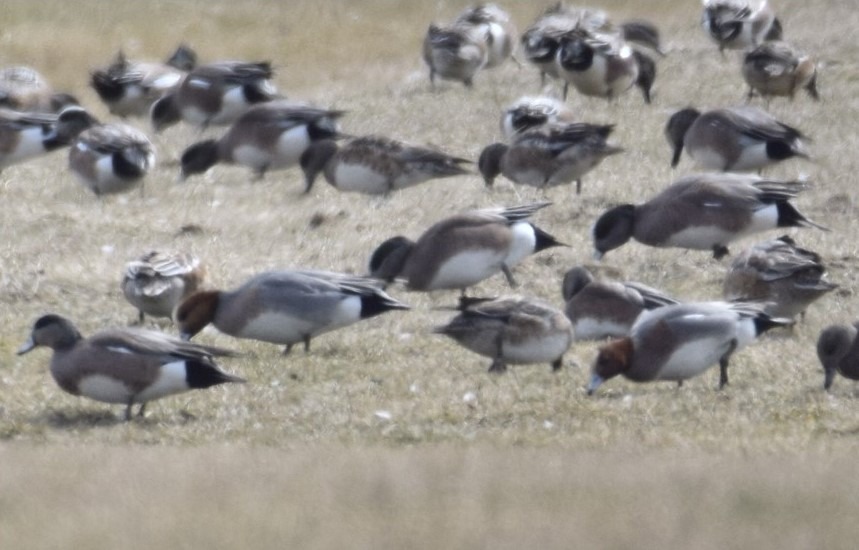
[488, 333, 507, 373]
[501, 264, 518, 288]
[718, 339, 738, 389]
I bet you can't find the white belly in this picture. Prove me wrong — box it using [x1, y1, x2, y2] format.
[429, 249, 507, 290]
[329, 162, 389, 194]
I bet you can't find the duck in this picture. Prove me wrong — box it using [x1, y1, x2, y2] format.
[368, 202, 564, 295]
[174, 270, 410, 354]
[555, 28, 656, 103]
[17, 314, 244, 420]
[181, 102, 344, 181]
[587, 301, 791, 394]
[742, 41, 819, 102]
[723, 236, 837, 319]
[500, 96, 576, 140]
[561, 265, 678, 340]
[434, 295, 574, 373]
[422, 21, 489, 88]
[454, 3, 518, 69]
[90, 45, 197, 119]
[121, 251, 206, 324]
[300, 135, 470, 195]
[665, 106, 808, 171]
[592, 173, 826, 260]
[69, 121, 156, 196]
[702, 0, 782, 53]
[817, 323, 859, 391]
[0, 66, 79, 113]
[520, 4, 608, 86]
[479, 122, 623, 194]
[150, 61, 279, 132]
[0, 106, 96, 172]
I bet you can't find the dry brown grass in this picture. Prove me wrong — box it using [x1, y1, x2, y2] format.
[2, 0, 859, 547]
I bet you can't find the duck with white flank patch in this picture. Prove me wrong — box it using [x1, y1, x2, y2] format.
[69, 121, 155, 196]
[90, 45, 196, 119]
[174, 270, 409, 355]
[150, 61, 279, 132]
[479, 122, 623, 194]
[17, 314, 244, 421]
[181, 102, 344, 181]
[665, 106, 808, 171]
[742, 41, 819, 103]
[500, 96, 576, 140]
[0, 106, 95, 172]
[300, 135, 470, 195]
[592, 173, 826, 260]
[702, 0, 781, 54]
[587, 301, 791, 395]
[434, 296, 574, 373]
[562, 265, 678, 341]
[369, 202, 564, 296]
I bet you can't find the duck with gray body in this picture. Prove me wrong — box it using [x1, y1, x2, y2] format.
[17, 314, 244, 421]
[723, 236, 837, 320]
[588, 301, 791, 394]
[69, 122, 156, 196]
[702, 0, 781, 53]
[300, 135, 470, 195]
[175, 270, 409, 355]
[592, 173, 826, 260]
[90, 45, 197, 119]
[0, 106, 95, 172]
[500, 96, 576, 139]
[0, 66, 80, 113]
[369, 202, 564, 296]
[181, 102, 344, 181]
[422, 22, 488, 88]
[562, 265, 678, 340]
[434, 296, 574, 373]
[453, 3, 518, 70]
[479, 122, 623, 194]
[665, 106, 808, 171]
[817, 323, 859, 391]
[150, 61, 278, 132]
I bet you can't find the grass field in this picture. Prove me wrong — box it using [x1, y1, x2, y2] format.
[2, 0, 859, 547]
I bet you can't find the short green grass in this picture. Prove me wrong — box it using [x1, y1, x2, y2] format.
[2, 0, 859, 548]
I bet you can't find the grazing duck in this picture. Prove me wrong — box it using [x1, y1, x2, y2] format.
[121, 251, 206, 324]
[454, 3, 518, 69]
[817, 323, 859, 391]
[69, 122, 156, 196]
[369, 202, 564, 295]
[479, 122, 623, 194]
[0, 66, 78, 113]
[422, 21, 489, 88]
[90, 45, 197, 118]
[742, 41, 819, 102]
[592, 173, 826, 260]
[702, 0, 781, 53]
[181, 102, 344, 181]
[562, 265, 678, 340]
[723, 236, 837, 319]
[587, 301, 791, 394]
[500, 96, 576, 140]
[300, 135, 470, 195]
[150, 61, 278, 132]
[174, 270, 409, 354]
[434, 295, 574, 373]
[0, 106, 96, 172]
[521, 4, 608, 86]
[555, 28, 656, 103]
[665, 106, 808, 171]
[17, 314, 244, 420]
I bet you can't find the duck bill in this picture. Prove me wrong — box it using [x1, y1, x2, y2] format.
[823, 367, 836, 391]
[586, 373, 605, 395]
[16, 337, 35, 355]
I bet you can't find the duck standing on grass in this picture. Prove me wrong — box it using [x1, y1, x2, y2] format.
[17, 314, 245, 421]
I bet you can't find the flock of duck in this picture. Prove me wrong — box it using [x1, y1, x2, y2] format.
[5, 0, 855, 422]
